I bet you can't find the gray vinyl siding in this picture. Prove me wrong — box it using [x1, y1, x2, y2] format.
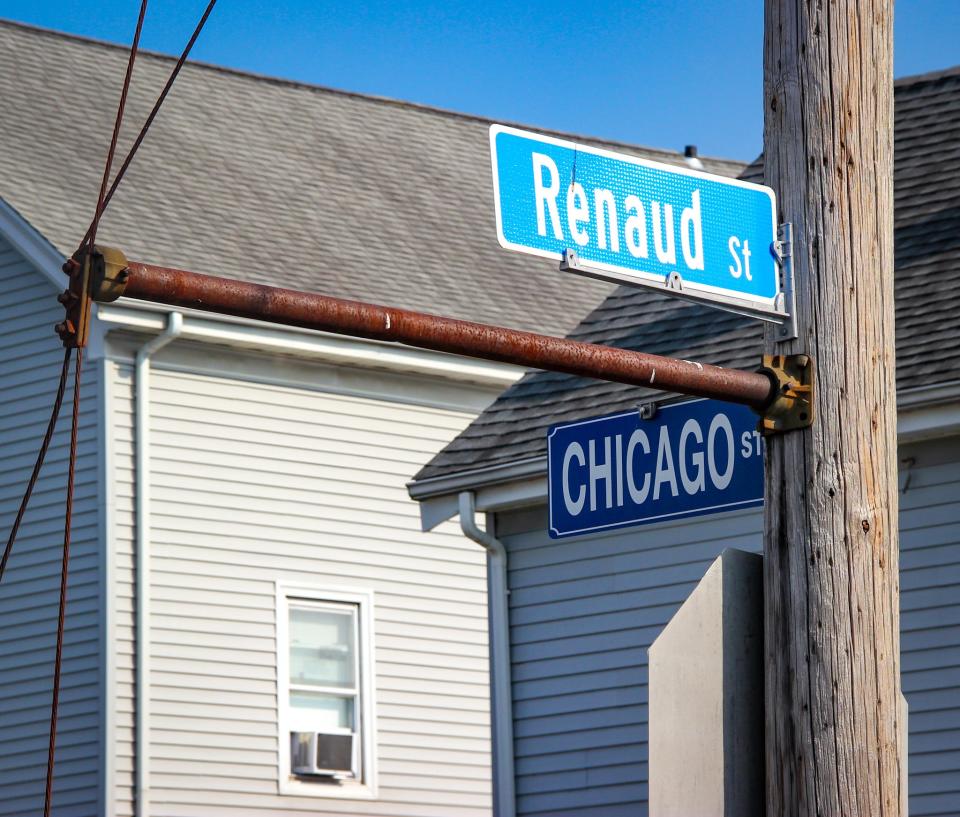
[900, 440, 960, 816]
[107, 343, 495, 817]
[0, 236, 102, 816]
[495, 435, 960, 817]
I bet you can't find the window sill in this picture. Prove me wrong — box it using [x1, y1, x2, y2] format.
[279, 775, 377, 799]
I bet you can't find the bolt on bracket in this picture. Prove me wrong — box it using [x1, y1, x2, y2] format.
[56, 245, 129, 348]
[756, 353, 815, 435]
[637, 401, 659, 420]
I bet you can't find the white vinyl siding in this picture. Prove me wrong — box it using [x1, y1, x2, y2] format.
[0, 237, 102, 816]
[496, 435, 960, 817]
[108, 343, 494, 816]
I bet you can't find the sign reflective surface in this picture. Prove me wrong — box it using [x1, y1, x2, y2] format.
[491, 125, 781, 314]
[547, 400, 764, 539]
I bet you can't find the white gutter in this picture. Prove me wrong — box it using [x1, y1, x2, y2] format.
[95, 300, 525, 389]
[458, 492, 516, 817]
[135, 312, 183, 817]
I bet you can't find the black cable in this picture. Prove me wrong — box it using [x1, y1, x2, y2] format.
[0, 348, 71, 587]
[43, 348, 83, 817]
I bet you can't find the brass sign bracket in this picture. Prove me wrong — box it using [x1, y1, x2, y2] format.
[757, 353, 815, 435]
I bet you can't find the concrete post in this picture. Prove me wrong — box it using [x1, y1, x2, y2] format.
[648, 549, 764, 817]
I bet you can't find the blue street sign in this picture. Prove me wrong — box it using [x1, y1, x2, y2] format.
[490, 125, 784, 318]
[547, 400, 764, 539]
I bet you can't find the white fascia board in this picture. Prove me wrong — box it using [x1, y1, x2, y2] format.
[0, 208, 522, 387]
[408, 456, 547, 501]
[417, 473, 548, 532]
[417, 475, 547, 531]
[898, 380, 960, 442]
[94, 299, 525, 387]
[412, 389, 960, 530]
[0, 196, 66, 288]
[898, 401, 960, 442]
[473, 475, 548, 516]
[412, 457, 548, 530]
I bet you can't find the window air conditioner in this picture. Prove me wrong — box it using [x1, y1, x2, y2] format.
[291, 731, 356, 779]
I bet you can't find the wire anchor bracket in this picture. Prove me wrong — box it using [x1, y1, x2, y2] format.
[56, 245, 129, 348]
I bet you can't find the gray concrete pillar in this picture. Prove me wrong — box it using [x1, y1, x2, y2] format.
[648, 548, 764, 817]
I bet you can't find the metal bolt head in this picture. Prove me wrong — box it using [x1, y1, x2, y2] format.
[638, 402, 658, 420]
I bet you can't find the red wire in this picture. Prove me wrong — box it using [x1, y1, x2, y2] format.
[42, 348, 83, 817]
[41, 3, 219, 810]
[80, 0, 219, 246]
[0, 349, 71, 586]
[86, 0, 150, 254]
[42, 2, 151, 811]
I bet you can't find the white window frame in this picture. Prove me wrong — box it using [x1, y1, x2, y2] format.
[276, 583, 377, 798]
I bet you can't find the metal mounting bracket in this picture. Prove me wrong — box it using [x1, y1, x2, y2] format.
[560, 247, 794, 329]
[770, 223, 798, 343]
[90, 245, 130, 303]
[756, 353, 814, 435]
[637, 401, 659, 421]
[56, 245, 129, 348]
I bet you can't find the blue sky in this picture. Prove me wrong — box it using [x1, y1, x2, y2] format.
[3, 1, 958, 160]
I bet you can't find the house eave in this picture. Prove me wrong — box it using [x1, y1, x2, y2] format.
[410, 381, 960, 530]
[0, 195, 67, 289]
[0, 207, 524, 389]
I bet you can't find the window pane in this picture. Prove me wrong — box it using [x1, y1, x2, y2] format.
[289, 605, 356, 688]
[290, 690, 354, 730]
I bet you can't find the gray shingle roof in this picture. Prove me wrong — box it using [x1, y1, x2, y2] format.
[0, 19, 744, 336]
[415, 65, 960, 483]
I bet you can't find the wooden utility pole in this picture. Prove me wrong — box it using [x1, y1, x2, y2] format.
[763, 2, 903, 815]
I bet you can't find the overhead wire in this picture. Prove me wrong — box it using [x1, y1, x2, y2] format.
[79, 0, 219, 246]
[83, 0, 150, 255]
[0, 349, 72, 587]
[42, 2, 150, 814]
[0, 0, 221, 809]
[37, 1, 222, 811]
[43, 347, 83, 817]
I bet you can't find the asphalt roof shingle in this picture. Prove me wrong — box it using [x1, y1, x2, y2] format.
[415, 66, 960, 483]
[0, 19, 744, 337]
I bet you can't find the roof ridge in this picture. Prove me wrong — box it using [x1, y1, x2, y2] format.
[895, 63, 960, 87]
[0, 16, 745, 167]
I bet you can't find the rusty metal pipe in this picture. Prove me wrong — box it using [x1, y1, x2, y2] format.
[115, 260, 776, 409]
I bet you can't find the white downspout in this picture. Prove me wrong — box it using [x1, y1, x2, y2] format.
[135, 313, 183, 817]
[459, 492, 516, 817]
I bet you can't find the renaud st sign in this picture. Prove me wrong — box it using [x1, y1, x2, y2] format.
[547, 400, 764, 539]
[490, 125, 785, 321]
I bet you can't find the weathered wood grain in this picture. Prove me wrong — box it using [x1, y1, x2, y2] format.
[762, 2, 903, 816]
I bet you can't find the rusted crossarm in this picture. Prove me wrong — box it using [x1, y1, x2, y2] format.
[75, 247, 783, 413]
